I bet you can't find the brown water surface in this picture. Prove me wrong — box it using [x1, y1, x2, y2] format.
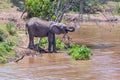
[0, 23, 120, 80]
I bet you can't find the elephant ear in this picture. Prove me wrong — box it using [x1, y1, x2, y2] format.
[50, 23, 66, 34]
[50, 23, 61, 34]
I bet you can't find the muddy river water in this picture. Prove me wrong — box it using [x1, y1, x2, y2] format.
[0, 23, 120, 80]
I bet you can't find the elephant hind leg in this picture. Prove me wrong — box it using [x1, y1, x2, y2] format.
[28, 44, 35, 49]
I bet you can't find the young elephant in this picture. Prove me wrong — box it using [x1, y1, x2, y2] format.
[26, 17, 76, 53]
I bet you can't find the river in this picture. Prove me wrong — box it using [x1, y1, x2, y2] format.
[0, 22, 120, 80]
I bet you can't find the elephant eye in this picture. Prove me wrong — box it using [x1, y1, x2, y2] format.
[62, 26, 66, 29]
[63, 26, 66, 28]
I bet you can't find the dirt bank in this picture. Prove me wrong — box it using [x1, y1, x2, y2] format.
[0, 6, 25, 30]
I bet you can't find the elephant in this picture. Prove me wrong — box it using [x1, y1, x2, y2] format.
[26, 17, 77, 53]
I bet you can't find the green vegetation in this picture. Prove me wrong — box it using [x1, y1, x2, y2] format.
[24, 0, 120, 21]
[56, 38, 66, 50]
[39, 38, 48, 49]
[0, 28, 8, 41]
[67, 44, 92, 60]
[0, 0, 11, 10]
[0, 22, 18, 63]
[39, 38, 66, 50]
[25, 0, 55, 20]
[115, 3, 120, 15]
[6, 22, 17, 36]
[0, 42, 16, 63]
[39, 38, 92, 60]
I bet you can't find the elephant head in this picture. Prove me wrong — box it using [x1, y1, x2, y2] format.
[50, 22, 75, 34]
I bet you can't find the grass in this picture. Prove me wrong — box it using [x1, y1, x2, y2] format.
[0, 57, 7, 63]
[56, 38, 66, 50]
[0, 0, 12, 10]
[0, 42, 16, 63]
[6, 22, 17, 36]
[115, 3, 120, 15]
[0, 28, 8, 41]
[38, 38, 66, 50]
[0, 22, 18, 63]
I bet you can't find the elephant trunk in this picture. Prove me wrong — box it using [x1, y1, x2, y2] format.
[66, 26, 75, 32]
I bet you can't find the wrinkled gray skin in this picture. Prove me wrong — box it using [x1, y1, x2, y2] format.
[26, 17, 75, 53]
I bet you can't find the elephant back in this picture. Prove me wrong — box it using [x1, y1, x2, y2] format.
[27, 17, 51, 27]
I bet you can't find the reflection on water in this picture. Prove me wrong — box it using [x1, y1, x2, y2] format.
[0, 23, 120, 80]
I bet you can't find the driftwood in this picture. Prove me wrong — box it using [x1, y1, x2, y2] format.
[15, 55, 25, 63]
[15, 45, 48, 63]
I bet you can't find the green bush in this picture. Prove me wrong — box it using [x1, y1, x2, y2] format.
[67, 44, 80, 55]
[25, 0, 55, 20]
[56, 38, 66, 50]
[6, 39, 16, 46]
[39, 38, 48, 48]
[0, 42, 16, 63]
[67, 45, 92, 60]
[115, 4, 120, 15]
[0, 57, 7, 64]
[0, 29, 8, 41]
[39, 38, 66, 50]
[0, 42, 12, 55]
[0, 23, 18, 64]
[6, 22, 17, 36]
[5, 36, 18, 46]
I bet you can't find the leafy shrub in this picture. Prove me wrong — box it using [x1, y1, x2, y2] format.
[0, 42, 12, 55]
[0, 42, 16, 63]
[0, 29, 8, 41]
[2, 43, 12, 52]
[39, 38, 66, 50]
[6, 22, 17, 36]
[5, 36, 18, 46]
[0, 23, 18, 64]
[6, 39, 16, 46]
[39, 38, 48, 49]
[67, 45, 92, 60]
[115, 4, 120, 15]
[0, 57, 7, 63]
[56, 38, 66, 50]
[67, 44, 80, 55]
[25, 0, 55, 20]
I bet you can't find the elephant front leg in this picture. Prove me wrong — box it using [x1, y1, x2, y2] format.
[48, 34, 54, 53]
[53, 34, 57, 53]
[48, 41, 52, 53]
[28, 35, 35, 49]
